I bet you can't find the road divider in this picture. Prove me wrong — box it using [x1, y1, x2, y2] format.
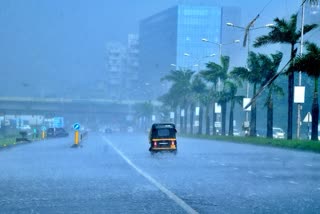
[71, 130, 88, 148]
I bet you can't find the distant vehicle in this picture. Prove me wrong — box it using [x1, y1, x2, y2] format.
[19, 125, 31, 131]
[273, 127, 285, 139]
[233, 128, 241, 136]
[47, 128, 69, 138]
[149, 123, 177, 153]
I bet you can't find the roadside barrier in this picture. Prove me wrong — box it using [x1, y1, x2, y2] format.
[71, 130, 88, 148]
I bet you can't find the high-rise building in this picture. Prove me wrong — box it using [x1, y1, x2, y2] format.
[126, 34, 140, 98]
[105, 42, 127, 100]
[105, 34, 140, 100]
[139, 4, 242, 100]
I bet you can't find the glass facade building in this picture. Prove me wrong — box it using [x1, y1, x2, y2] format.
[139, 5, 233, 100]
[176, 5, 222, 68]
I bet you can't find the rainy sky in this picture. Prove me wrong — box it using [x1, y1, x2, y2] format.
[0, 0, 302, 97]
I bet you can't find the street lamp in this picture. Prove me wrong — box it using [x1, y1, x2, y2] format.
[226, 22, 273, 50]
[201, 38, 240, 56]
[183, 52, 216, 71]
[226, 21, 274, 129]
[201, 38, 240, 91]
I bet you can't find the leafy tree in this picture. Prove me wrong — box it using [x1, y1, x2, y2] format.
[230, 52, 266, 136]
[294, 42, 320, 141]
[134, 101, 154, 130]
[161, 69, 194, 133]
[201, 56, 230, 135]
[257, 52, 284, 138]
[254, 13, 318, 139]
[304, 0, 319, 4]
[190, 74, 208, 135]
[223, 80, 243, 136]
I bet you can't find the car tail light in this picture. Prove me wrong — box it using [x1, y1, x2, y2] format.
[171, 141, 175, 145]
[153, 141, 157, 147]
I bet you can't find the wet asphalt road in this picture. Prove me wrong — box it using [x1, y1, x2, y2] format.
[0, 132, 320, 214]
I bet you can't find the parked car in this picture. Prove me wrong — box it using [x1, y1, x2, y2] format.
[47, 128, 69, 138]
[273, 127, 285, 139]
[233, 128, 241, 136]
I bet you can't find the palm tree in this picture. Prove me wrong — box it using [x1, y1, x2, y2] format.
[294, 42, 320, 141]
[134, 101, 154, 131]
[158, 89, 179, 124]
[190, 74, 210, 135]
[190, 74, 207, 135]
[200, 63, 218, 135]
[253, 13, 318, 139]
[304, 0, 319, 4]
[230, 52, 265, 137]
[201, 56, 229, 135]
[259, 52, 284, 138]
[222, 80, 244, 136]
[161, 69, 194, 134]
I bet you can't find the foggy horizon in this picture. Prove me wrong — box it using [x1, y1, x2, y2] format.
[0, 0, 305, 98]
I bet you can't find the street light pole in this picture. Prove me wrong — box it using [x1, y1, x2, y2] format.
[183, 52, 216, 72]
[297, 1, 306, 139]
[201, 38, 240, 91]
[226, 22, 274, 134]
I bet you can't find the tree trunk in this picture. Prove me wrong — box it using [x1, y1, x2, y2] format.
[174, 107, 178, 125]
[190, 104, 194, 135]
[267, 91, 273, 138]
[228, 100, 235, 136]
[250, 83, 257, 137]
[221, 101, 227, 136]
[198, 105, 203, 135]
[311, 77, 319, 141]
[212, 100, 216, 136]
[287, 44, 295, 140]
[180, 107, 184, 133]
[184, 106, 188, 134]
[205, 103, 210, 135]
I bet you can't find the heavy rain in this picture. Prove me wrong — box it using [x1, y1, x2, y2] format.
[0, 0, 320, 213]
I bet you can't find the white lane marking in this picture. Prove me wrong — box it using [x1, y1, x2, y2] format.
[304, 163, 313, 167]
[317, 187, 320, 191]
[219, 163, 226, 166]
[264, 175, 273, 179]
[103, 137, 198, 214]
[233, 167, 239, 170]
[289, 180, 298, 185]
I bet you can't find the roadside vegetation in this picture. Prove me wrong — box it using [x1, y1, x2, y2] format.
[183, 134, 320, 153]
[0, 137, 18, 147]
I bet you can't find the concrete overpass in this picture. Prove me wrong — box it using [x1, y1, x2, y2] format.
[0, 97, 142, 116]
[0, 96, 161, 127]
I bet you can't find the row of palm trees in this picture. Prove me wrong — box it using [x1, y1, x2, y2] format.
[159, 9, 320, 140]
[159, 51, 284, 138]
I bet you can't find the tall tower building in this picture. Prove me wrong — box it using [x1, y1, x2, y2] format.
[139, 4, 241, 100]
[105, 42, 126, 100]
